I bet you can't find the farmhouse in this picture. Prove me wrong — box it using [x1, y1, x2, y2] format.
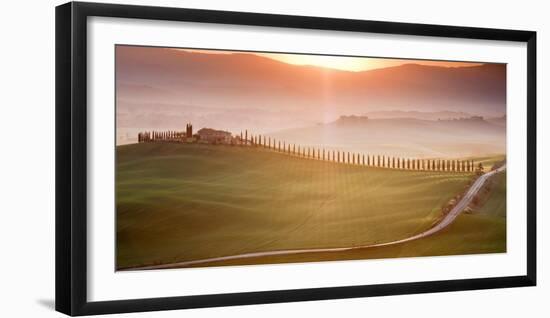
[197, 128, 232, 144]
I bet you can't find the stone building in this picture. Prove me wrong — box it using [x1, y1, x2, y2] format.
[196, 128, 232, 144]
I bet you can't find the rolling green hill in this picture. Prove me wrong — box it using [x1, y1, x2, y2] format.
[116, 143, 481, 269]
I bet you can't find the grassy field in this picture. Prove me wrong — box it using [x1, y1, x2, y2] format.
[116, 143, 500, 270]
[185, 213, 506, 268]
[190, 168, 507, 267]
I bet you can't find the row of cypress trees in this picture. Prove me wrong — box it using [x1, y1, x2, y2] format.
[243, 132, 475, 172]
[138, 129, 476, 172]
[138, 130, 185, 142]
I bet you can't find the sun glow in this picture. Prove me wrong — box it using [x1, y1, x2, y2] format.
[178, 48, 482, 72]
[260, 53, 482, 72]
[259, 54, 374, 72]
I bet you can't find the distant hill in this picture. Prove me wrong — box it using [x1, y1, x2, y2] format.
[362, 110, 475, 121]
[267, 116, 505, 158]
[116, 47, 506, 133]
[486, 115, 506, 126]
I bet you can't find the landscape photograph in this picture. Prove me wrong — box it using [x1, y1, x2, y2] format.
[115, 45, 507, 271]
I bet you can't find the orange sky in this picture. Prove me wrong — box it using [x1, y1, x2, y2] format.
[179, 48, 481, 72]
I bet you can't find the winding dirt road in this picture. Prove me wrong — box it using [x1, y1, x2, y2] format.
[127, 165, 506, 270]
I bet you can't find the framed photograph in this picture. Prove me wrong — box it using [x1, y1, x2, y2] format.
[56, 1, 536, 316]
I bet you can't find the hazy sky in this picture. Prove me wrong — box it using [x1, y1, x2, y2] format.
[116, 45, 506, 154]
[181, 48, 482, 72]
[116, 45, 505, 141]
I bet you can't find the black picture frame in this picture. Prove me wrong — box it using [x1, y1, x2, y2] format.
[55, 1, 537, 316]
